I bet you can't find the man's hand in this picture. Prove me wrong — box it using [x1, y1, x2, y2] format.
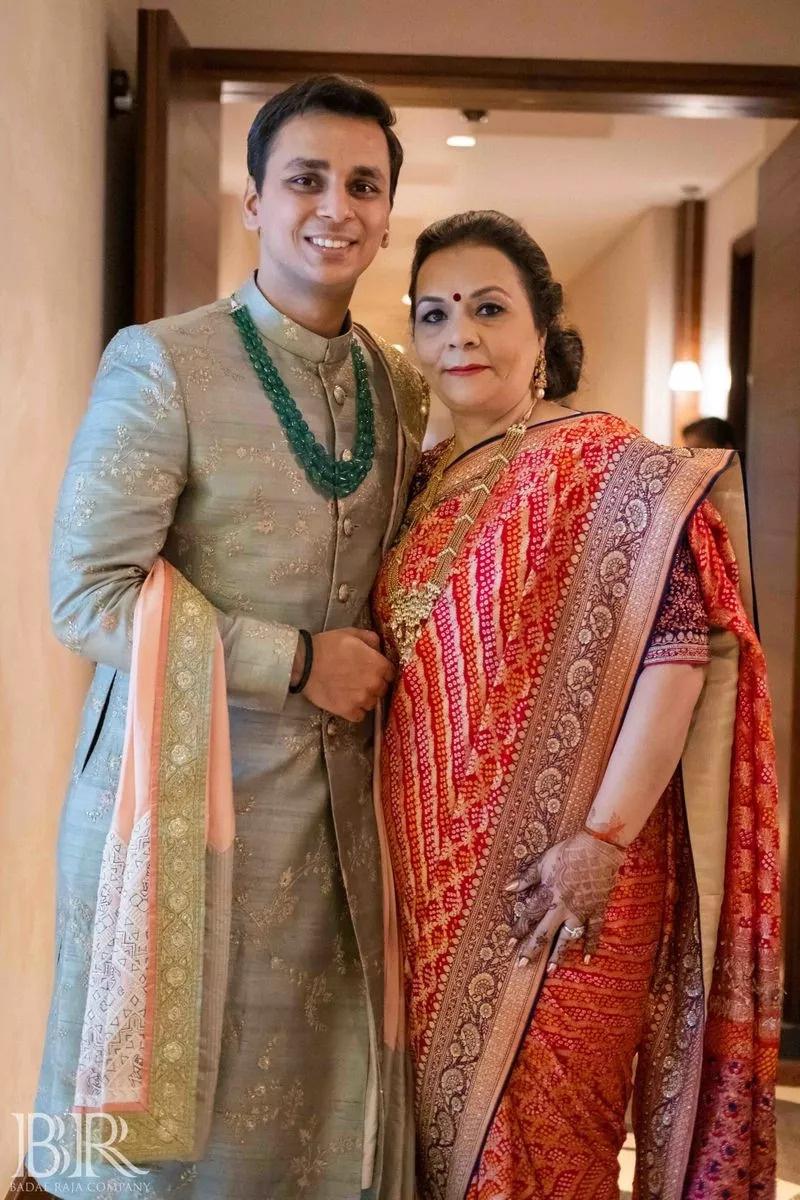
[293, 629, 394, 722]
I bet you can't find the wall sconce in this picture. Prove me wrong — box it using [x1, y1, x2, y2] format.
[668, 359, 704, 392]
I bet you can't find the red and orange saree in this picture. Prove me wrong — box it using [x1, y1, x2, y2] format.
[373, 411, 780, 1200]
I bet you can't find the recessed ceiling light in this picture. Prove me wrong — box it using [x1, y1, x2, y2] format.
[401, 294, 412, 306]
[447, 135, 477, 148]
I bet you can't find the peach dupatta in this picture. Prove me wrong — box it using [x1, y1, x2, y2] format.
[73, 559, 234, 1162]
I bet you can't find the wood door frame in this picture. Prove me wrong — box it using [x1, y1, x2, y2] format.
[135, 9, 189, 322]
[177, 47, 800, 117]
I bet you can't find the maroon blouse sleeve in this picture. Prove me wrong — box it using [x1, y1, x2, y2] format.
[642, 536, 710, 668]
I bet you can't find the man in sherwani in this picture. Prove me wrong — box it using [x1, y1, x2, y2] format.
[26, 75, 427, 1200]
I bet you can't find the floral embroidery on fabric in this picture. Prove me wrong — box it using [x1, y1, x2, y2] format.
[643, 537, 710, 667]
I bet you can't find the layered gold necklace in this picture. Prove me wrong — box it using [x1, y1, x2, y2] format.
[386, 402, 535, 665]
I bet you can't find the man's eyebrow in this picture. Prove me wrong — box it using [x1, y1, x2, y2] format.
[351, 164, 386, 181]
[282, 158, 386, 182]
[283, 157, 329, 172]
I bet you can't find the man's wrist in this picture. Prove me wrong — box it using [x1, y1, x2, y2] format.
[288, 629, 314, 694]
[290, 635, 305, 688]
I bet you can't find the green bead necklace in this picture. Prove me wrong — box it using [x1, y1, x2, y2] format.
[230, 299, 375, 499]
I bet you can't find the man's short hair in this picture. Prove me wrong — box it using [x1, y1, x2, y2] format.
[247, 74, 403, 204]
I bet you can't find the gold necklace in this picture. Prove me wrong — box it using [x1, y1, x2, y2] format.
[386, 403, 535, 665]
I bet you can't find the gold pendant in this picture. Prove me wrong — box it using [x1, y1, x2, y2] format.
[388, 581, 441, 665]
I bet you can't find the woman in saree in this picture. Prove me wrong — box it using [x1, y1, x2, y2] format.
[372, 211, 781, 1200]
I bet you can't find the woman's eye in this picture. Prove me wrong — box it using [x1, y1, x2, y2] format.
[418, 308, 447, 324]
[477, 302, 504, 316]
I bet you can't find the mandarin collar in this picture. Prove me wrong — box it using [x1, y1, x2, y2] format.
[232, 274, 353, 365]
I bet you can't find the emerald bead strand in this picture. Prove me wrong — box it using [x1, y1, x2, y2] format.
[230, 300, 375, 499]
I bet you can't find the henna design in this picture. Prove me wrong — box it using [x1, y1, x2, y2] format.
[585, 808, 628, 849]
[509, 831, 625, 947]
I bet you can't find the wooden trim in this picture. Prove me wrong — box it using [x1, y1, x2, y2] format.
[674, 198, 706, 364]
[178, 49, 800, 117]
[135, 10, 169, 322]
[134, 9, 190, 323]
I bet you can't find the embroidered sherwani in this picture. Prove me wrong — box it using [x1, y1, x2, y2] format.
[30, 277, 427, 1199]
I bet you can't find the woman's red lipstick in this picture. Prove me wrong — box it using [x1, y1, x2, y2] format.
[444, 365, 488, 375]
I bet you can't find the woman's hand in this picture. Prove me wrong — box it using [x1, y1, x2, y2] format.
[505, 830, 625, 972]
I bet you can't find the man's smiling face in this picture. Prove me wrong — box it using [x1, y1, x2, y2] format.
[244, 110, 392, 301]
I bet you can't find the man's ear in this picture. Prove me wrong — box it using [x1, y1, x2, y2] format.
[242, 176, 261, 232]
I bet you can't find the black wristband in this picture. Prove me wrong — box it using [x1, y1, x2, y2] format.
[288, 629, 313, 694]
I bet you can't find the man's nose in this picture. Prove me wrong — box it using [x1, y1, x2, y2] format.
[317, 184, 354, 224]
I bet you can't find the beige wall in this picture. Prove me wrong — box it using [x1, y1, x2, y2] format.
[218, 192, 258, 298]
[700, 121, 796, 418]
[566, 207, 676, 440]
[699, 163, 758, 418]
[117, 0, 800, 62]
[0, 0, 116, 1183]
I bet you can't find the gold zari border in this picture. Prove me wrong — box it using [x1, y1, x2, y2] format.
[120, 571, 216, 1160]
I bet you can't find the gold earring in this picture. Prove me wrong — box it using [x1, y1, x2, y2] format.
[532, 350, 547, 401]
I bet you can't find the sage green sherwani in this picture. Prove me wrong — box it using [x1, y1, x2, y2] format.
[30, 277, 427, 1199]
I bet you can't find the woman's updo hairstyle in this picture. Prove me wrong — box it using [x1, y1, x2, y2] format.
[409, 210, 583, 401]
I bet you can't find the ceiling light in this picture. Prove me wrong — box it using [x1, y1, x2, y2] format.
[446, 135, 477, 148]
[401, 294, 412, 306]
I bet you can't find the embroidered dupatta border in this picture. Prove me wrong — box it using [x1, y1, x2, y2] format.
[414, 439, 732, 1200]
[120, 569, 216, 1160]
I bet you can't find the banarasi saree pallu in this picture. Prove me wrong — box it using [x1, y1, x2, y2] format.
[372, 411, 781, 1200]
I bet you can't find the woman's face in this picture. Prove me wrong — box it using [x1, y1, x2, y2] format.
[413, 243, 543, 422]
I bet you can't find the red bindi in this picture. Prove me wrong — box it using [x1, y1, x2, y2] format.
[452, 292, 462, 302]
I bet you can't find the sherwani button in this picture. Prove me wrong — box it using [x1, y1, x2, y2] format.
[333, 385, 346, 406]
[326, 718, 337, 737]
[341, 448, 353, 462]
[338, 583, 350, 602]
[342, 517, 353, 537]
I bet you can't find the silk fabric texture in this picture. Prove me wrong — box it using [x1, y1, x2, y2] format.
[373, 412, 781, 1200]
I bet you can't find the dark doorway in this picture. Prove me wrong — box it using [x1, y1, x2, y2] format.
[727, 228, 755, 454]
